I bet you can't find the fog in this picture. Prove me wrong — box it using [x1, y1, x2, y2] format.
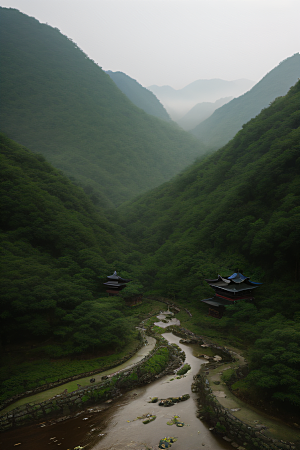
[0, 0, 299, 89]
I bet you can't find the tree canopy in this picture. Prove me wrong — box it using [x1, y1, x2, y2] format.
[0, 133, 134, 353]
[0, 7, 207, 208]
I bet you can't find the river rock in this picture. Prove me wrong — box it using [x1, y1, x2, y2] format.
[214, 391, 226, 398]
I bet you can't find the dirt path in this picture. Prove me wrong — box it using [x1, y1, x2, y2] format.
[2, 336, 156, 413]
[203, 347, 300, 444]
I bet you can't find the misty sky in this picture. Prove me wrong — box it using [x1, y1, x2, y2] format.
[1, 0, 299, 89]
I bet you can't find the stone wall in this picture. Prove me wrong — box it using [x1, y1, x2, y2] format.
[0, 336, 184, 431]
[194, 371, 298, 450]
[164, 326, 298, 450]
[167, 325, 233, 363]
[0, 332, 144, 413]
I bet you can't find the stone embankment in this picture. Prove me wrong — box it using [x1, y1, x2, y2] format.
[0, 334, 145, 413]
[0, 335, 184, 431]
[172, 327, 298, 450]
[194, 369, 298, 450]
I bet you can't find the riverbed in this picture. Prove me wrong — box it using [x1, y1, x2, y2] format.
[92, 332, 232, 450]
[2, 336, 157, 413]
[0, 332, 232, 450]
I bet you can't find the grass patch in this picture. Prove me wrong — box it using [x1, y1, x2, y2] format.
[172, 299, 247, 349]
[176, 364, 191, 376]
[129, 299, 162, 319]
[231, 378, 251, 392]
[143, 316, 158, 329]
[221, 368, 236, 384]
[152, 325, 167, 334]
[140, 347, 169, 375]
[0, 298, 164, 404]
[0, 338, 141, 404]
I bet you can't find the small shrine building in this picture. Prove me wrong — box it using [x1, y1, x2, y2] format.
[104, 271, 132, 296]
[202, 271, 262, 319]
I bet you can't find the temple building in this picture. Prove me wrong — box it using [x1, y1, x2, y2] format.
[104, 271, 132, 296]
[201, 271, 262, 319]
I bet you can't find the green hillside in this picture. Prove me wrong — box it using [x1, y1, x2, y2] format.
[106, 70, 171, 122]
[191, 53, 300, 150]
[120, 80, 300, 288]
[1, 5, 300, 417]
[0, 133, 136, 355]
[0, 7, 206, 208]
[118, 81, 300, 409]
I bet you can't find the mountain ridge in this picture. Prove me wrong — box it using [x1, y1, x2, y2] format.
[0, 7, 207, 208]
[106, 70, 171, 122]
[177, 96, 233, 130]
[147, 78, 255, 120]
[191, 53, 300, 150]
[119, 79, 300, 284]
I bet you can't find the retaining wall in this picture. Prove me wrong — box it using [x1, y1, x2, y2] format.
[0, 336, 184, 431]
[167, 326, 299, 450]
[0, 332, 145, 413]
[194, 369, 299, 450]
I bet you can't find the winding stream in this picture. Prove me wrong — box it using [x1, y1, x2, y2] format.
[2, 336, 157, 413]
[91, 332, 232, 450]
[0, 320, 232, 449]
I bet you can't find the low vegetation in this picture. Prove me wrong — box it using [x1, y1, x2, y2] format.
[0, 6, 299, 419]
[176, 364, 191, 376]
[0, 338, 140, 404]
[139, 348, 170, 375]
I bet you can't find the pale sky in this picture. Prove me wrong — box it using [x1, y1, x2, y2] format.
[1, 0, 299, 89]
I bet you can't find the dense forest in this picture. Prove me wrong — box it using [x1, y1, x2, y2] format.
[106, 70, 171, 122]
[0, 7, 207, 208]
[0, 133, 138, 356]
[120, 80, 300, 284]
[118, 80, 300, 409]
[0, 6, 300, 415]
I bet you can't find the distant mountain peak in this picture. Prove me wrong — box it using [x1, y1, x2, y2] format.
[0, 7, 206, 208]
[147, 78, 255, 121]
[191, 53, 300, 150]
[106, 70, 171, 122]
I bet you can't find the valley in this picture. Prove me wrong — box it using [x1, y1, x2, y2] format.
[0, 6, 299, 450]
[1, 306, 299, 449]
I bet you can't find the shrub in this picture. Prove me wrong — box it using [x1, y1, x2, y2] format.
[177, 364, 191, 376]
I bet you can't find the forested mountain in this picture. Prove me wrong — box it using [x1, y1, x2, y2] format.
[191, 53, 300, 150]
[148, 78, 255, 120]
[119, 80, 300, 290]
[177, 97, 233, 130]
[106, 70, 171, 122]
[0, 133, 136, 354]
[118, 81, 300, 408]
[0, 8, 206, 208]
[1, 6, 300, 416]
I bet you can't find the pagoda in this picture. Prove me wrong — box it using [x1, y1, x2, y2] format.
[104, 271, 132, 296]
[201, 271, 262, 319]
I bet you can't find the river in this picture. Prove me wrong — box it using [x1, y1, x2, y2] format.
[0, 331, 233, 450]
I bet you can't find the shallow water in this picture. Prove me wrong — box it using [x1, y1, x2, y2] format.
[154, 311, 180, 328]
[91, 333, 232, 450]
[3, 336, 157, 413]
[154, 318, 181, 328]
[0, 333, 232, 450]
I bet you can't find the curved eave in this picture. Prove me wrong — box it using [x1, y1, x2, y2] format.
[201, 298, 232, 307]
[210, 284, 259, 292]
